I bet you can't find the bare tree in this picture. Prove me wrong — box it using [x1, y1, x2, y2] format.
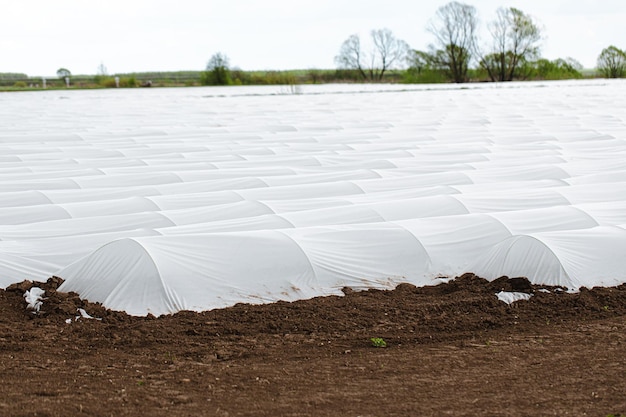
[427, 1, 478, 83]
[335, 34, 368, 80]
[335, 29, 409, 81]
[370, 29, 410, 80]
[597, 46, 626, 78]
[97, 62, 108, 76]
[480, 7, 542, 81]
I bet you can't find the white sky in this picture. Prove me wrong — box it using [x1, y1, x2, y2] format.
[1, 0, 625, 76]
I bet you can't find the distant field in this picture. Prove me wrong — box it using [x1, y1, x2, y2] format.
[0, 67, 601, 91]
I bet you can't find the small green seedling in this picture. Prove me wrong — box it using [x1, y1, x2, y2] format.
[370, 337, 387, 348]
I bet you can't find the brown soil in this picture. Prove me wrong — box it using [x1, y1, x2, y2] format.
[1, 274, 625, 417]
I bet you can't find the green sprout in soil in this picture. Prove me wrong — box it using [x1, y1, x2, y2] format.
[370, 337, 387, 348]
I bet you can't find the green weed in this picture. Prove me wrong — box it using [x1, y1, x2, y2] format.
[370, 337, 387, 348]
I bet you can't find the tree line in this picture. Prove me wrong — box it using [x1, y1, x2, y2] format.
[333, 1, 626, 83]
[200, 2, 625, 86]
[3, 2, 625, 90]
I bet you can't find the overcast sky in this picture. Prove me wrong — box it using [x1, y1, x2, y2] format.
[2, 0, 625, 76]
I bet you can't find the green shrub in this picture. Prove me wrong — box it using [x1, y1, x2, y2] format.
[119, 76, 137, 87]
[403, 67, 448, 84]
[531, 58, 583, 80]
[102, 77, 117, 88]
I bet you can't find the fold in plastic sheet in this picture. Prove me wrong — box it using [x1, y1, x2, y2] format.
[395, 214, 513, 278]
[59, 233, 320, 315]
[575, 201, 626, 226]
[282, 224, 430, 290]
[469, 235, 570, 287]
[0, 212, 173, 240]
[453, 189, 571, 213]
[0, 253, 60, 285]
[488, 206, 598, 234]
[57, 239, 171, 316]
[469, 226, 626, 289]
[0, 204, 71, 225]
[0, 229, 163, 286]
[0, 190, 52, 208]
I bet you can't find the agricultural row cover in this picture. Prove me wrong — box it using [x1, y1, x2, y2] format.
[1, 80, 626, 316]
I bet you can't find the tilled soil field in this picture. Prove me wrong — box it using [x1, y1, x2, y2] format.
[0, 274, 625, 417]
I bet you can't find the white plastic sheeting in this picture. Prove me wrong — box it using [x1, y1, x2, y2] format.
[58, 226, 430, 316]
[2, 80, 626, 315]
[496, 291, 533, 304]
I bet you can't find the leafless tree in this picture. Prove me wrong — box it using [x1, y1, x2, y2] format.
[335, 29, 409, 81]
[335, 34, 368, 80]
[370, 28, 410, 80]
[480, 7, 542, 81]
[97, 62, 108, 76]
[427, 1, 478, 83]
